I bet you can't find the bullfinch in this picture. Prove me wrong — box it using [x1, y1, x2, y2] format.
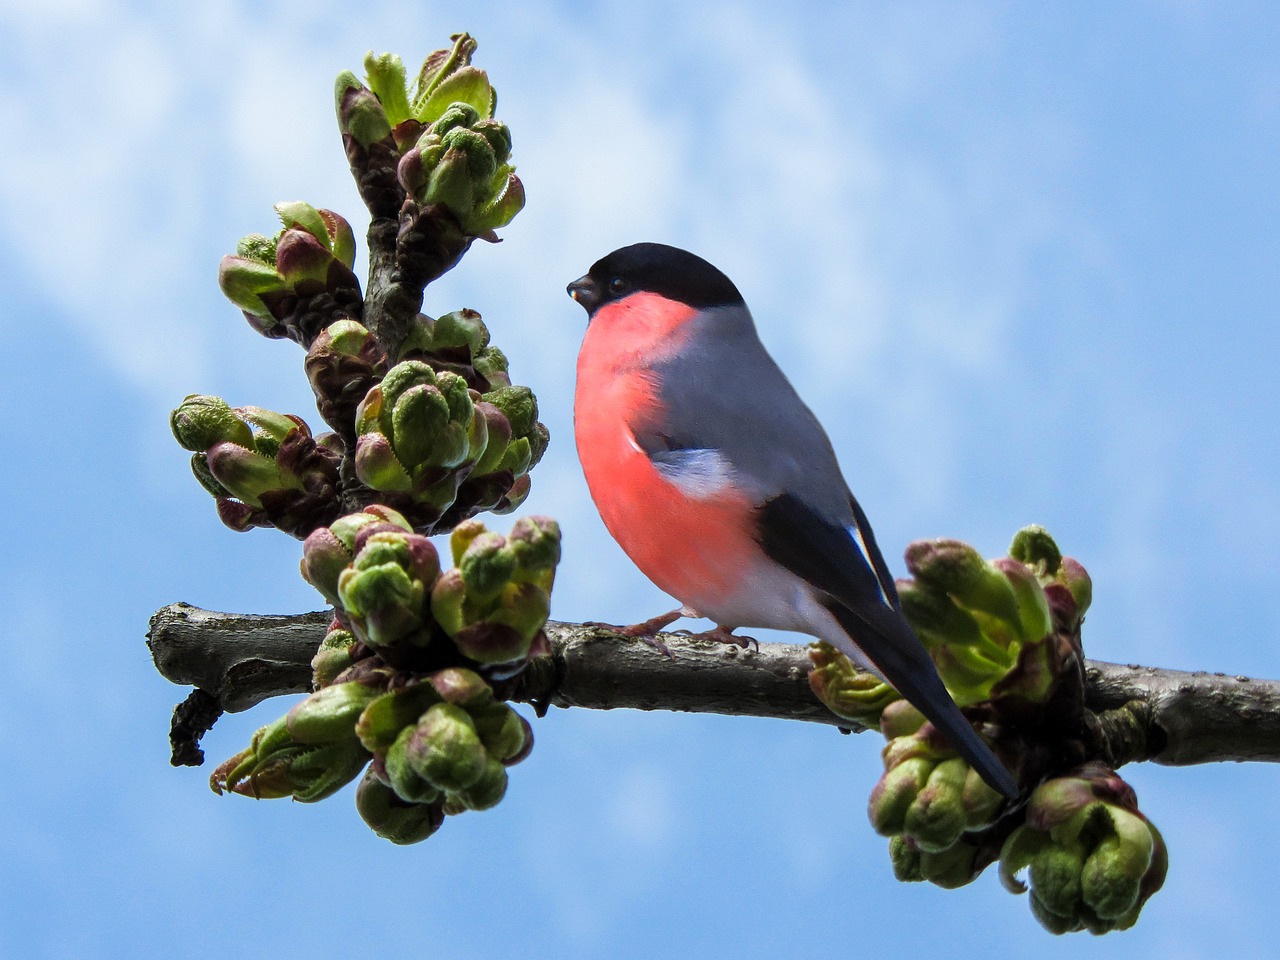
[568, 242, 1018, 799]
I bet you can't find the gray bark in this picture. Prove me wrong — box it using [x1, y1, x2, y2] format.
[148, 603, 1280, 768]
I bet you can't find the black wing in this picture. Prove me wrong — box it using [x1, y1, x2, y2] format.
[757, 492, 1018, 799]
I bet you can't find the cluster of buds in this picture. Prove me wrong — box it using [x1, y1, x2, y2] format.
[301, 507, 559, 676]
[353, 668, 533, 843]
[352, 352, 545, 528]
[212, 505, 554, 842]
[871, 700, 1008, 888]
[810, 526, 1167, 934]
[430, 516, 559, 675]
[179, 305, 546, 537]
[335, 36, 523, 242]
[210, 682, 379, 802]
[170, 395, 342, 537]
[211, 667, 533, 846]
[1000, 763, 1168, 934]
[218, 201, 363, 346]
[396, 100, 524, 240]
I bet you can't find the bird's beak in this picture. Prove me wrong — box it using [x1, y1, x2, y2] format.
[566, 274, 600, 314]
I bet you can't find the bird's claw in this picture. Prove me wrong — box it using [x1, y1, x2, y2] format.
[583, 617, 678, 659]
[684, 625, 758, 651]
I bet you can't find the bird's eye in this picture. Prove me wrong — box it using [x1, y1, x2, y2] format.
[608, 277, 628, 295]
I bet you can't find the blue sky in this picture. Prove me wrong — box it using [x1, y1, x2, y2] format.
[2, 1, 1279, 956]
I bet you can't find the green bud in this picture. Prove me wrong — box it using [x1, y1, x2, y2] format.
[273, 229, 335, 288]
[459, 532, 516, 605]
[273, 202, 356, 271]
[897, 579, 987, 652]
[470, 701, 530, 762]
[354, 433, 413, 491]
[190, 453, 230, 497]
[1058, 557, 1092, 619]
[526, 420, 550, 470]
[389, 383, 452, 468]
[355, 683, 442, 754]
[991, 557, 1053, 643]
[323, 317, 375, 356]
[808, 641, 899, 723]
[469, 169, 525, 234]
[1025, 775, 1099, 835]
[311, 626, 357, 689]
[236, 233, 277, 263]
[210, 716, 369, 803]
[429, 667, 493, 706]
[903, 757, 968, 852]
[302, 527, 354, 604]
[380, 359, 437, 407]
[384, 726, 444, 804]
[1009, 525, 1062, 578]
[430, 568, 468, 636]
[447, 756, 507, 811]
[423, 147, 475, 213]
[205, 441, 299, 508]
[273, 201, 330, 251]
[904, 539, 1023, 639]
[482, 385, 537, 438]
[1028, 892, 1083, 935]
[1029, 843, 1086, 918]
[889, 835, 924, 882]
[430, 102, 481, 137]
[217, 254, 283, 322]
[918, 840, 985, 889]
[326, 507, 411, 554]
[449, 519, 488, 566]
[441, 126, 497, 182]
[431, 308, 490, 354]
[508, 515, 562, 587]
[405, 703, 489, 792]
[497, 436, 532, 476]
[961, 763, 1006, 830]
[868, 756, 933, 836]
[879, 700, 927, 740]
[355, 768, 444, 844]
[1080, 808, 1155, 919]
[451, 621, 532, 666]
[472, 345, 510, 388]
[287, 682, 381, 744]
[283, 739, 371, 803]
[171, 395, 253, 451]
[335, 72, 392, 148]
[338, 531, 439, 647]
[471, 118, 512, 165]
[485, 581, 552, 644]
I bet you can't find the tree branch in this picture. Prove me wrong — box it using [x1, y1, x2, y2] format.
[147, 602, 1280, 769]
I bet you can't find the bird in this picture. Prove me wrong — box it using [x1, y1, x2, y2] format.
[567, 241, 1018, 799]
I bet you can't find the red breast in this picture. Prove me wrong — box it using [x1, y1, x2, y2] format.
[574, 293, 760, 611]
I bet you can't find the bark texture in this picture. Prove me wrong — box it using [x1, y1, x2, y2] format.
[148, 603, 1280, 768]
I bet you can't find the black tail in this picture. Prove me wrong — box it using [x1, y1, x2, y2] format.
[826, 602, 1019, 799]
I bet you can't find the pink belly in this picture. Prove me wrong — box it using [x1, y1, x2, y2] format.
[575, 373, 758, 614]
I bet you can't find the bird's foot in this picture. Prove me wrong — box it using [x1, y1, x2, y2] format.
[673, 624, 759, 651]
[584, 608, 690, 659]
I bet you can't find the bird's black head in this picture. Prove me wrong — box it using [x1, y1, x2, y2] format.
[567, 242, 743, 316]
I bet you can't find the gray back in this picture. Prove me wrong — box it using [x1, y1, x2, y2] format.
[652, 304, 855, 526]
